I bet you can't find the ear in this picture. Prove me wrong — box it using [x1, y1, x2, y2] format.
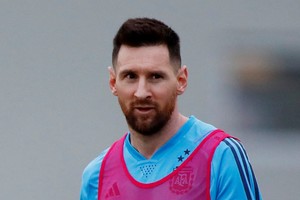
[108, 66, 118, 96]
[176, 65, 188, 95]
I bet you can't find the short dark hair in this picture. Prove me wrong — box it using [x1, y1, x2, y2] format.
[112, 18, 181, 70]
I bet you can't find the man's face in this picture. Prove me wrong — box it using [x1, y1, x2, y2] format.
[109, 45, 186, 136]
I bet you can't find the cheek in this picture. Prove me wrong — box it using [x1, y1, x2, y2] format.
[115, 83, 134, 97]
[115, 85, 135, 106]
[153, 86, 177, 101]
[117, 91, 131, 104]
[158, 82, 177, 94]
[117, 93, 131, 114]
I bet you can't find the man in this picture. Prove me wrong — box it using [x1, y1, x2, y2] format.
[80, 17, 262, 200]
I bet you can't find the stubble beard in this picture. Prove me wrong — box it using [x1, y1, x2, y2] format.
[119, 93, 177, 136]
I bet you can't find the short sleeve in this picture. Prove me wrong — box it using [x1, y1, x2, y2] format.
[210, 138, 262, 200]
[80, 148, 109, 200]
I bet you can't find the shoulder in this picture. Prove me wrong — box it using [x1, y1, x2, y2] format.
[80, 148, 110, 200]
[212, 137, 247, 178]
[214, 137, 246, 164]
[214, 136, 254, 178]
[82, 147, 110, 180]
[210, 136, 262, 200]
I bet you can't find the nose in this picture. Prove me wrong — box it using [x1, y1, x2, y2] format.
[134, 78, 151, 99]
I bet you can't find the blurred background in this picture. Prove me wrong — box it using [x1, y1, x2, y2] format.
[1, 1, 299, 199]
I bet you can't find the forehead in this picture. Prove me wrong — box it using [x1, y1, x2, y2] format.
[115, 45, 173, 72]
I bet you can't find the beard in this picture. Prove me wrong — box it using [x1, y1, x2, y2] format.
[118, 93, 177, 136]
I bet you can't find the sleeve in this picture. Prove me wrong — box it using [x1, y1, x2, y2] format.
[210, 138, 262, 200]
[80, 148, 109, 200]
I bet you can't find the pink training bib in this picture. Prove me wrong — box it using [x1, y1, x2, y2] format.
[98, 129, 231, 200]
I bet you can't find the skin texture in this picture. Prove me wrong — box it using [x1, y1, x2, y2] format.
[109, 44, 188, 158]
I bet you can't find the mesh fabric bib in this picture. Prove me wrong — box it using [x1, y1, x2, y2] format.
[98, 129, 231, 200]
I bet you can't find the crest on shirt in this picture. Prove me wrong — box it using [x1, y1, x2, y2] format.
[169, 166, 194, 194]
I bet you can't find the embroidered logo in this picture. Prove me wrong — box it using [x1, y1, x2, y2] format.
[105, 182, 120, 199]
[169, 166, 194, 194]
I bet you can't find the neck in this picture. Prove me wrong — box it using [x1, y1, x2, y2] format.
[129, 113, 188, 159]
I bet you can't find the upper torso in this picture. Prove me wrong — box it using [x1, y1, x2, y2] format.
[80, 116, 262, 200]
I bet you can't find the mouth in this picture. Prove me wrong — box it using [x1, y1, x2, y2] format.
[134, 106, 155, 114]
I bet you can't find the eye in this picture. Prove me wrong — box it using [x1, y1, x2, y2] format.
[151, 73, 163, 80]
[125, 72, 137, 79]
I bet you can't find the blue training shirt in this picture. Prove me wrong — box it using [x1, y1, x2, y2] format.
[80, 116, 262, 200]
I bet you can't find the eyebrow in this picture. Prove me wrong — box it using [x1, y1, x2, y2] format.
[149, 70, 168, 77]
[118, 69, 136, 77]
[119, 69, 169, 77]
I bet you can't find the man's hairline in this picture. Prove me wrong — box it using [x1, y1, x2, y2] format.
[112, 44, 181, 72]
